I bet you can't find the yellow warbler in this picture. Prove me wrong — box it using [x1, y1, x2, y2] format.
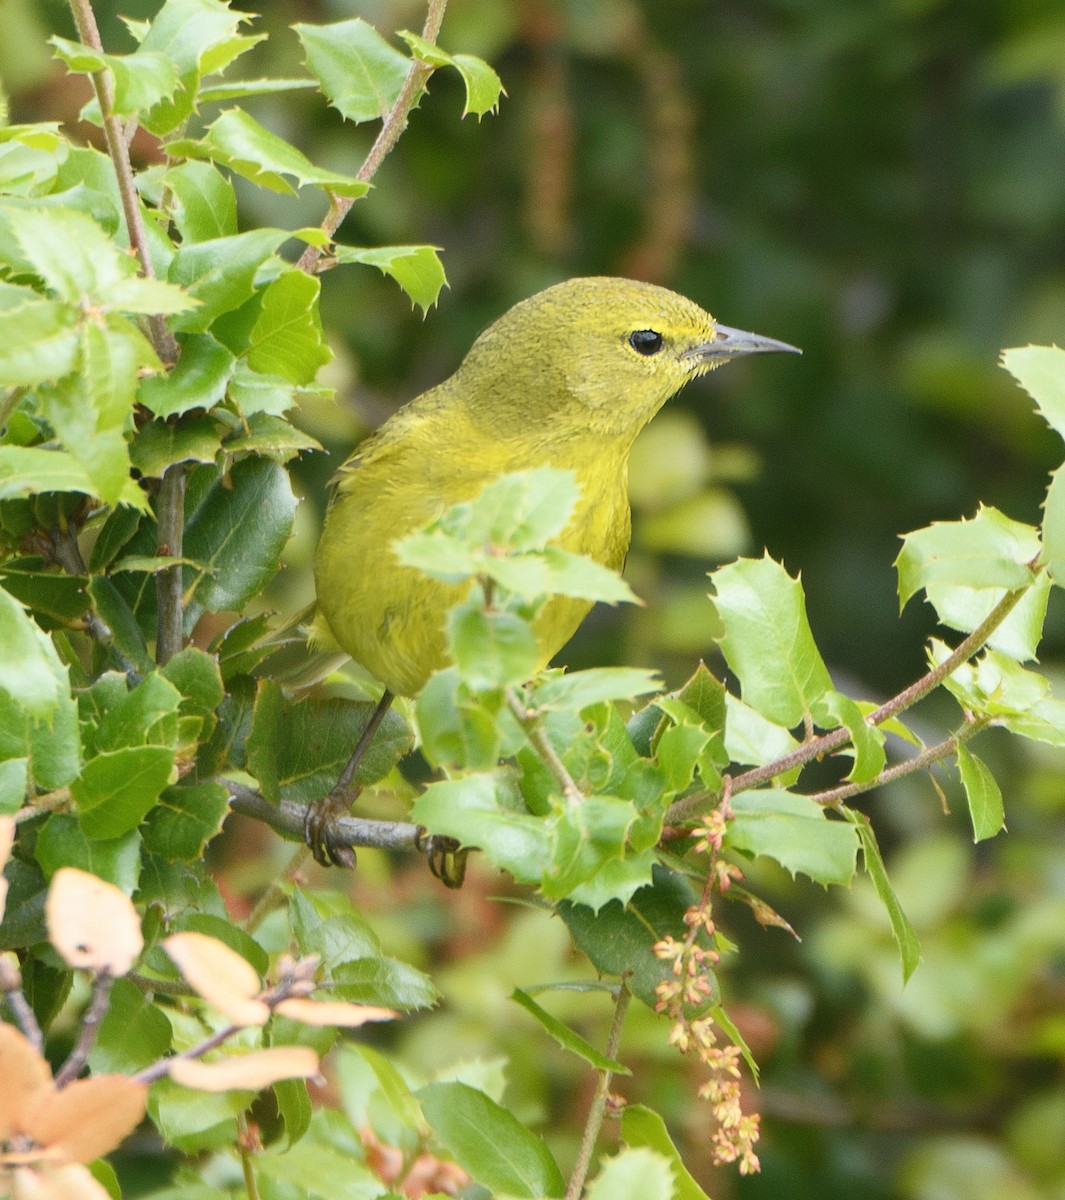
[309, 276, 798, 865]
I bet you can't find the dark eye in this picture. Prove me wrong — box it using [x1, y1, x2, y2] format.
[628, 329, 664, 356]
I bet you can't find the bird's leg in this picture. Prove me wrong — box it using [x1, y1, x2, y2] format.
[414, 828, 468, 889]
[305, 690, 394, 868]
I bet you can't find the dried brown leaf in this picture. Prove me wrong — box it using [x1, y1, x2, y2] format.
[162, 932, 268, 1026]
[44, 869, 143, 976]
[23, 1077, 146, 1164]
[169, 1047, 319, 1092]
[0, 1024, 53, 1142]
[11, 1163, 113, 1200]
[273, 998, 397, 1027]
[1, 815, 16, 924]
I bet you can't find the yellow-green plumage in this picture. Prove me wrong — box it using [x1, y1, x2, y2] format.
[314, 276, 797, 697]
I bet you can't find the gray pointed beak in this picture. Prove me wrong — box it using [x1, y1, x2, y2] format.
[685, 323, 802, 362]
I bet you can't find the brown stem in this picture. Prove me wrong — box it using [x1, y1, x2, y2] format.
[53, 971, 113, 1088]
[297, 0, 449, 273]
[565, 981, 631, 1200]
[67, 0, 177, 364]
[0, 955, 45, 1053]
[665, 583, 1030, 825]
[154, 464, 186, 665]
[506, 689, 584, 804]
[808, 717, 989, 810]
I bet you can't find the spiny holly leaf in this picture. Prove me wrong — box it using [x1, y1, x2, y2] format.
[709, 555, 831, 728]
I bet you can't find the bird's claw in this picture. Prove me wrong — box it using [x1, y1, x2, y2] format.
[304, 786, 360, 869]
[415, 828, 468, 889]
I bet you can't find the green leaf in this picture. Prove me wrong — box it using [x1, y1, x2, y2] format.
[168, 228, 289, 333]
[418, 1081, 565, 1199]
[131, 413, 224, 477]
[726, 790, 858, 886]
[72, 745, 175, 839]
[415, 669, 502, 771]
[511, 988, 630, 1073]
[896, 506, 1039, 608]
[164, 161, 238, 242]
[561, 868, 713, 1009]
[709, 554, 832, 727]
[723, 693, 799, 768]
[271, 1078, 311, 1147]
[143, 781, 229, 860]
[849, 811, 921, 982]
[87, 576, 153, 672]
[539, 547, 638, 604]
[956, 744, 1005, 842]
[811, 690, 886, 784]
[39, 319, 148, 505]
[246, 270, 331, 385]
[448, 604, 540, 689]
[50, 37, 181, 116]
[332, 244, 446, 313]
[295, 19, 410, 124]
[198, 78, 318, 102]
[139, 334, 235, 418]
[1002, 344, 1065, 441]
[0, 758, 27, 814]
[183, 457, 297, 615]
[288, 887, 379, 968]
[925, 571, 1050, 661]
[93, 672, 182, 752]
[247, 685, 411, 807]
[412, 773, 548, 883]
[0, 586, 66, 717]
[169, 109, 368, 198]
[620, 1105, 711, 1200]
[1042, 465, 1065, 589]
[252, 1141, 382, 1200]
[88, 977, 172, 1076]
[332, 956, 439, 1011]
[0, 300, 79, 386]
[139, 0, 260, 135]
[586, 1147, 673, 1200]
[221, 412, 322, 461]
[530, 668, 662, 712]
[400, 32, 505, 118]
[35, 815, 141, 892]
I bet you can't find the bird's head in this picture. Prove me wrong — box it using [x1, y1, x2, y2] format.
[458, 276, 799, 441]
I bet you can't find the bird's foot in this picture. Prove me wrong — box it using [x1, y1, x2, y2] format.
[304, 785, 362, 869]
[415, 828, 468, 889]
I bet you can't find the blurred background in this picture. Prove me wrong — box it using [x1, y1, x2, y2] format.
[7, 0, 1065, 1196]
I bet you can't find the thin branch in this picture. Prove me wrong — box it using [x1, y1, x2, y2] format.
[0, 955, 45, 1053]
[134, 1019, 242, 1085]
[14, 787, 72, 825]
[565, 980, 631, 1200]
[225, 780, 423, 851]
[808, 717, 989, 810]
[505, 689, 584, 804]
[665, 583, 1030, 825]
[297, 0, 449, 273]
[154, 464, 186, 665]
[53, 971, 113, 1088]
[67, 0, 177, 364]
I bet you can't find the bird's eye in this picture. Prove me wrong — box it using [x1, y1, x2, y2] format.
[628, 329, 664, 356]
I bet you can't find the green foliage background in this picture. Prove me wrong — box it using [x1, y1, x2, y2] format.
[4, 1, 1065, 1198]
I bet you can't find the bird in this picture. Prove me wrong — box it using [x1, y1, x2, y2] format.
[308, 276, 799, 867]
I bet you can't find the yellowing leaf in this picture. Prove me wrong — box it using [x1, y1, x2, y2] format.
[163, 932, 269, 1026]
[169, 1047, 319, 1092]
[23, 1076, 146, 1163]
[273, 997, 397, 1027]
[45, 868, 143, 976]
[0, 1024, 53, 1141]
